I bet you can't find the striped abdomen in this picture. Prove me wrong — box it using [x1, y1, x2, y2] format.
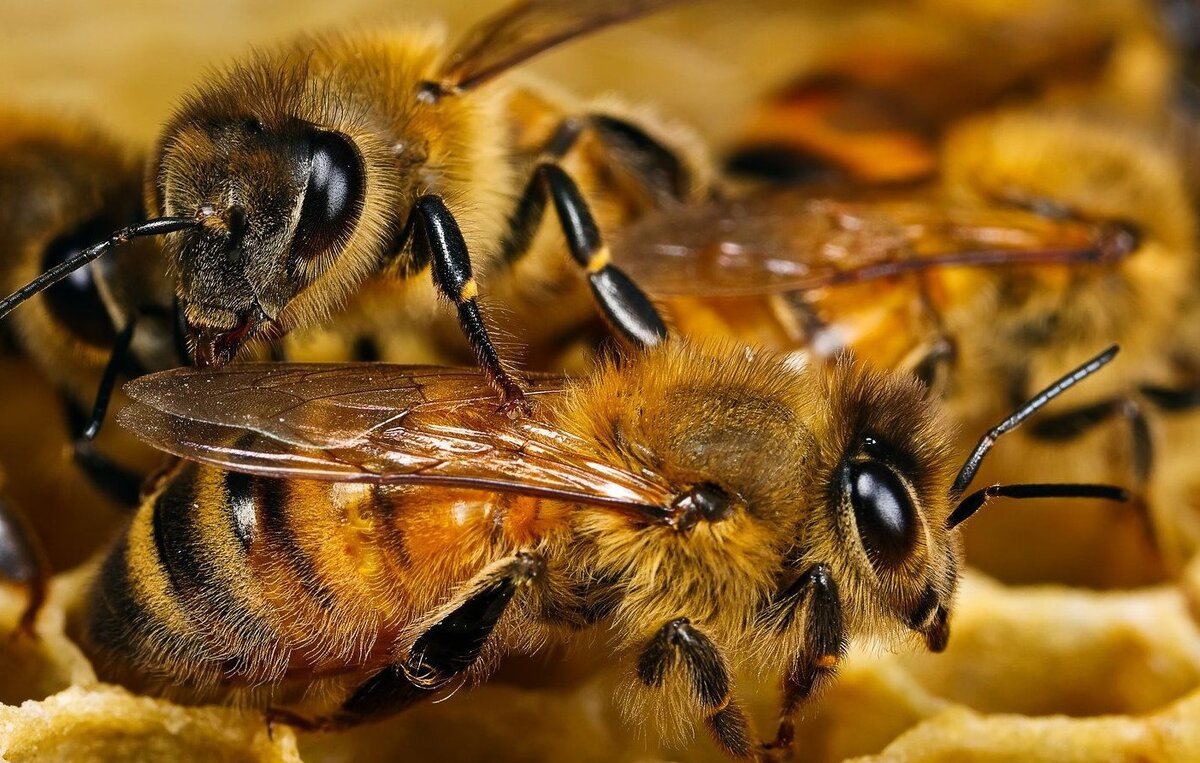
[83, 461, 531, 705]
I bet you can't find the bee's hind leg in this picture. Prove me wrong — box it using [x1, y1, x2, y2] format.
[268, 552, 545, 732]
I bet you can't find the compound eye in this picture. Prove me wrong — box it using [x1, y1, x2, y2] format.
[844, 460, 918, 571]
[292, 130, 364, 261]
[39, 217, 118, 347]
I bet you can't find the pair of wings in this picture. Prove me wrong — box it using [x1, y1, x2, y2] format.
[611, 189, 1134, 298]
[121, 364, 677, 520]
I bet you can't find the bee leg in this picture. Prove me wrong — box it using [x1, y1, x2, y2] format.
[0, 492, 48, 636]
[401, 195, 529, 416]
[766, 564, 846, 755]
[907, 334, 957, 395]
[269, 552, 544, 731]
[61, 317, 143, 508]
[566, 114, 696, 205]
[1025, 396, 1159, 544]
[500, 161, 668, 350]
[637, 618, 759, 759]
[1117, 397, 1158, 544]
[64, 400, 142, 510]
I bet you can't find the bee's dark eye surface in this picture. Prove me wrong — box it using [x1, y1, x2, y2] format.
[844, 460, 917, 570]
[292, 131, 364, 261]
[40, 216, 118, 347]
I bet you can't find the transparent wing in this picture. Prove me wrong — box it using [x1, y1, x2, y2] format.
[611, 189, 1131, 298]
[120, 364, 676, 516]
[437, 0, 686, 92]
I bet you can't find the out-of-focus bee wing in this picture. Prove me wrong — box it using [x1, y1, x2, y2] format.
[120, 364, 677, 517]
[612, 190, 1132, 298]
[437, 0, 686, 93]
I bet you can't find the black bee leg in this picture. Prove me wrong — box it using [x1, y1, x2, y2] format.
[765, 564, 847, 754]
[1026, 396, 1158, 542]
[499, 162, 668, 349]
[908, 275, 957, 394]
[543, 114, 695, 206]
[0, 492, 48, 636]
[637, 618, 758, 759]
[1118, 397, 1158, 543]
[80, 316, 137, 442]
[62, 317, 143, 508]
[268, 552, 544, 732]
[907, 334, 958, 394]
[401, 196, 529, 416]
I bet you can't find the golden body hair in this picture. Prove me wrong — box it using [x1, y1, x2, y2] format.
[81, 340, 964, 758]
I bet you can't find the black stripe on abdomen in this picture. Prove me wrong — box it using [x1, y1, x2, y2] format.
[256, 477, 337, 607]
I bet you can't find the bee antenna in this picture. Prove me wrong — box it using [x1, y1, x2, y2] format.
[947, 483, 1128, 529]
[0, 216, 199, 321]
[949, 344, 1119, 501]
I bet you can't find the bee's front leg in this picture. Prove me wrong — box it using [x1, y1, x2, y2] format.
[636, 617, 760, 760]
[399, 196, 531, 416]
[766, 564, 847, 755]
[267, 551, 544, 732]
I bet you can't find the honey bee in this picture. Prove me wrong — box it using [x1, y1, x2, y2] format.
[85, 337, 1123, 760]
[0, 0, 712, 415]
[608, 109, 1200, 575]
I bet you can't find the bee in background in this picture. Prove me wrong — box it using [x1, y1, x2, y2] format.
[724, 0, 1172, 185]
[0, 113, 198, 630]
[85, 332, 1124, 760]
[0, 0, 711, 414]
[0, 112, 191, 509]
[610, 109, 1200, 575]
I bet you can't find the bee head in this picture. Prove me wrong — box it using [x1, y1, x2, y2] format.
[824, 428, 959, 652]
[154, 110, 366, 367]
[782, 354, 962, 653]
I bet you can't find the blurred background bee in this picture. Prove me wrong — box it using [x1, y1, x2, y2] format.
[77, 334, 1121, 760]
[721, 0, 1172, 185]
[0, 112, 186, 595]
